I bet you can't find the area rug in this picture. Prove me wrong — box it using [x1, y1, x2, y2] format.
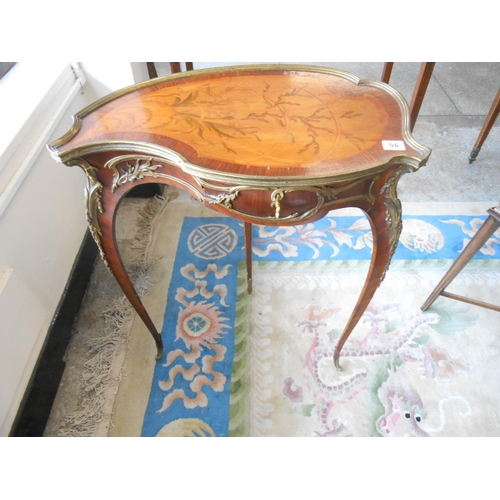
[133, 201, 500, 437]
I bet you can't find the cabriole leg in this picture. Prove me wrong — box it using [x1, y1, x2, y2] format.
[244, 222, 253, 293]
[333, 170, 407, 371]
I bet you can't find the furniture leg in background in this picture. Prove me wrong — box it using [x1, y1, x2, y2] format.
[169, 62, 194, 73]
[381, 62, 394, 83]
[469, 88, 500, 164]
[146, 62, 158, 79]
[147, 62, 194, 79]
[408, 63, 435, 132]
[381, 62, 435, 132]
[421, 202, 500, 313]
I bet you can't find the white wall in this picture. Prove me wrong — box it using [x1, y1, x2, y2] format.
[0, 62, 146, 436]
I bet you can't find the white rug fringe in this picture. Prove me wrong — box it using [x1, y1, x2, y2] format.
[56, 194, 167, 437]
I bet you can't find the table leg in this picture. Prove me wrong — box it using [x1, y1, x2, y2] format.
[409, 62, 435, 132]
[244, 222, 253, 293]
[468, 87, 500, 164]
[333, 181, 401, 371]
[381, 62, 394, 84]
[421, 209, 500, 311]
[96, 204, 164, 360]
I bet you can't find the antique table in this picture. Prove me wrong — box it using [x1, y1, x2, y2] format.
[48, 64, 431, 370]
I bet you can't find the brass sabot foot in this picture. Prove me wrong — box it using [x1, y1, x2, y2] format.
[333, 354, 343, 372]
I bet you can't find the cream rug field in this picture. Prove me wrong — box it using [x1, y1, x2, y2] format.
[102, 191, 500, 437]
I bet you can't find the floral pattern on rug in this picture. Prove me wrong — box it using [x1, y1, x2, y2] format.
[141, 214, 500, 436]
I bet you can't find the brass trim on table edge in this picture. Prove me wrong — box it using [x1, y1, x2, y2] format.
[67, 158, 113, 275]
[217, 193, 381, 225]
[378, 164, 419, 283]
[104, 155, 166, 192]
[48, 140, 430, 189]
[359, 78, 426, 156]
[199, 175, 381, 219]
[100, 154, 382, 224]
[47, 63, 432, 164]
[69, 150, 420, 278]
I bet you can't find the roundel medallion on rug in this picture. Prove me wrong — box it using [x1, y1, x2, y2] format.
[187, 224, 238, 259]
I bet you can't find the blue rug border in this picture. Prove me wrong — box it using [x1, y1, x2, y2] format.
[140, 213, 499, 436]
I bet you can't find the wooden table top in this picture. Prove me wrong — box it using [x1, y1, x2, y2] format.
[50, 65, 430, 182]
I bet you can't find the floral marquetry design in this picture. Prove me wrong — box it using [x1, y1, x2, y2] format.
[69, 72, 396, 172]
[161, 77, 389, 167]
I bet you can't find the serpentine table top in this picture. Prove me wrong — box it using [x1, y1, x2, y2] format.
[48, 64, 431, 370]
